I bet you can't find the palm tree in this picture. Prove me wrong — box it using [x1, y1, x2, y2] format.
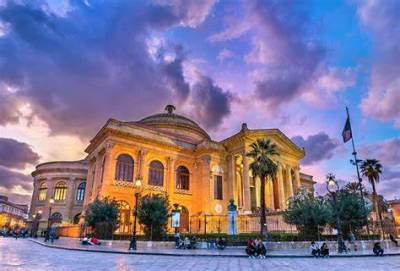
[360, 159, 384, 238]
[344, 181, 366, 195]
[247, 138, 279, 235]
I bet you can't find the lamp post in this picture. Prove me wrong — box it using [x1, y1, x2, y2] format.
[350, 158, 371, 235]
[45, 198, 54, 242]
[326, 174, 346, 253]
[129, 176, 142, 250]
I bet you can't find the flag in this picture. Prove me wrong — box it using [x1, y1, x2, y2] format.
[342, 116, 352, 143]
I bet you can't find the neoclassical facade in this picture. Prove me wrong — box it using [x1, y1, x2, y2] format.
[28, 105, 315, 233]
[29, 161, 88, 229]
[80, 105, 314, 232]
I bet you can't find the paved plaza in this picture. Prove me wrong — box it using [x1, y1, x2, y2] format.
[1, 239, 400, 271]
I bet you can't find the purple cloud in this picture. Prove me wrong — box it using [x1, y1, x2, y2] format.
[191, 75, 232, 130]
[359, 138, 400, 166]
[292, 132, 340, 165]
[0, 137, 39, 169]
[210, 0, 355, 110]
[0, 166, 32, 192]
[0, 0, 226, 139]
[358, 0, 400, 128]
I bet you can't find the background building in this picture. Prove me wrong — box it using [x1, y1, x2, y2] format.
[388, 199, 400, 237]
[0, 195, 28, 229]
[28, 161, 87, 230]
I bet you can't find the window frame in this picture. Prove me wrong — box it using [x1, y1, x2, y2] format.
[214, 175, 223, 200]
[148, 160, 164, 187]
[38, 182, 48, 201]
[115, 154, 134, 182]
[76, 182, 86, 202]
[176, 166, 190, 190]
[54, 181, 68, 201]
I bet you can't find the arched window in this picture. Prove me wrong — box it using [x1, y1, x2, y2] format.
[54, 181, 67, 201]
[176, 166, 190, 190]
[116, 201, 131, 234]
[50, 212, 63, 224]
[76, 182, 86, 201]
[115, 154, 134, 182]
[38, 182, 48, 201]
[148, 160, 164, 186]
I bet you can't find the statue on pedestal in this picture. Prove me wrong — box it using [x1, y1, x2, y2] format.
[227, 199, 237, 235]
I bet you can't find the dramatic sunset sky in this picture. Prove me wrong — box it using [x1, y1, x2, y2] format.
[0, 0, 399, 205]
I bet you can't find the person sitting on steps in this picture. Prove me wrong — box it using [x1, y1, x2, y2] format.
[310, 241, 320, 257]
[320, 242, 329, 257]
[373, 242, 384, 256]
[255, 238, 267, 259]
[245, 238, 256, 258]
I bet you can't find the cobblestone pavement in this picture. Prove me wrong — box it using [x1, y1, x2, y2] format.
[2, 238, 400, 271]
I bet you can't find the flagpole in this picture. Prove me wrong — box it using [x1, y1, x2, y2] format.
[346, 106, 370, 235]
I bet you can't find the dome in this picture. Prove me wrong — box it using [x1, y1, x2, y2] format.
[137, 105, 210, 142]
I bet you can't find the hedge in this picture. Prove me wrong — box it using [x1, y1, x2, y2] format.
[111, 232, 380, 245]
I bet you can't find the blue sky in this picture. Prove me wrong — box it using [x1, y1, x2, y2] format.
[0, 0, 399, 204]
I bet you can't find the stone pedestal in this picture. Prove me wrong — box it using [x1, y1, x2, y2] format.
[227, 211, 237, 235]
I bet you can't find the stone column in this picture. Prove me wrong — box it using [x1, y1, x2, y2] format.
[227, 154, 236, 203]
[268, 178, 275, 210]
[277, 165, 286, 210]
[241, 151, 251, 212]
[29, 180, 39, 218]
[200, 155, 211, 213]
[294, 166, 301, 192]
[102, 142, 114, 186]
[66, 177, 76, 221]
[286, 165, 294, 199]
[255, 177, 261, 208]
[136, 150, 145, 179]
[167, 157, 175, 194]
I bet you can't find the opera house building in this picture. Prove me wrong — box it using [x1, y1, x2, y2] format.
[29, 105, 315, 234]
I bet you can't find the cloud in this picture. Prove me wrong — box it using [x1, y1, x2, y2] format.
[359, 138, 400, 166]
[155, 0, 215, 28]
[0, 83, 24, 125]
[210, 0, 355, 110]
[191, 75, 232, 130]
[161, 45, 190, 102]
[0, 0, 222, 139]
[217, 48, 234, 62]
[291, 132, 340, 165]
[0, 137, 39, 169]
[0, 165, 32, 192]
[357, 0, 400, 128]
[301, 67, 356, 108]
[244, 0, 325, 109]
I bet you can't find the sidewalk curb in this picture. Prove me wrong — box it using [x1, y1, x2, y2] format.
[29, 239, 400, 259]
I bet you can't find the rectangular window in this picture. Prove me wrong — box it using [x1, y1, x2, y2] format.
[214, 176, 223, 200]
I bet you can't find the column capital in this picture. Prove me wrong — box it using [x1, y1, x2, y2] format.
[104, 141, 115, 151]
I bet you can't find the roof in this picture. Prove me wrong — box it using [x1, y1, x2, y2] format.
[132, 105, 211, 140]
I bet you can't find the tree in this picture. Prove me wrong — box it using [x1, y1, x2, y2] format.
[344, 181, 366, 196]
[360, 159, 384, 237]
[327, 189, 371, 237]
[137, 193, 170, 241]
[283, 187, 331, 240]
[247, 138, 279, 235]
[85, 197, 119, 239]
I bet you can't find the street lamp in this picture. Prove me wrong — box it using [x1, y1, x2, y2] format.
[45, 198, 54, 242]
[326, 174, 346, 253]
[350, 158, 370, 235]
[129, 176, 142, 250]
